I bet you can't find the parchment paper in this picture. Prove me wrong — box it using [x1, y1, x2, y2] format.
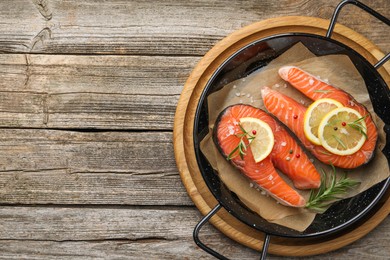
[200, 43, 389, 231]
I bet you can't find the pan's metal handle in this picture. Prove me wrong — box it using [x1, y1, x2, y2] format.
[193, 203, 271, 260]
[326, 0, 390, 69]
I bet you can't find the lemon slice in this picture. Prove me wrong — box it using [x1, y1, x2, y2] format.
[239, 117, 274, 162]
[318, 107, 367, 156]
[304, 98, 343, 145]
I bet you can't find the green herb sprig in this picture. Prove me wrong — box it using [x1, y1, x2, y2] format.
[319, 150, 332, 156]
[332, 134, 347, 149]
[227, 124, 255, 160]
[305, 165, 361, 213]
[347, 114, 368, 139]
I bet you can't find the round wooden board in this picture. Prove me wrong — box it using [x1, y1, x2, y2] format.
[173, 16, 390, 257]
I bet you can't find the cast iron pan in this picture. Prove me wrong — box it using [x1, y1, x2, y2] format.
[192, 1, 390, 259]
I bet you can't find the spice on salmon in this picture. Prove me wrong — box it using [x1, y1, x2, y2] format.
[261, 66, 377, 169]
[214, 104, 321, 207]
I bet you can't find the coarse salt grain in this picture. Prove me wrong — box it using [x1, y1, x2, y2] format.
[281, 142, 287, 146]
[309, 78, 314, 85]
[340, 128, 349, 135]
[235, 92, 240, 97]
[227, 125, 235, 135]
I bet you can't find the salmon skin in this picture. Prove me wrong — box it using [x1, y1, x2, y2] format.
[261, 66, 378, 169]
[213, 104, 321, 207]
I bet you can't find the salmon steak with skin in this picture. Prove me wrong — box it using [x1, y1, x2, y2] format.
[213, 104, 321, 207]
[261, 66, 378, 169]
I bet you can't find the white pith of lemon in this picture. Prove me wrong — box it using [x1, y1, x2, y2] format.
[239, 117, 274, 163]
[318, 107, 367, 156]
[303, 98, 343, 145]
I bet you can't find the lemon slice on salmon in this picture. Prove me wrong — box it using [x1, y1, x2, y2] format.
[318, 107, 367, 156]
[304, 98, 343, 145]
[239, 117, 274, 163]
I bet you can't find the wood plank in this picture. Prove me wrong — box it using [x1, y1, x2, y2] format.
[0, 0, 388, 55]
[0, 54, 197, 129]
[0, 206, 388, 259]
[0, 207, 259, 259]
[0, 206, 206, 241]
[0, 239, 258, 259]
[0, 129, 192, 205]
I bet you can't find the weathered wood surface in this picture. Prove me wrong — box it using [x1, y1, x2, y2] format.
[0, 54, 196, 130]
[0, 207, 388, 259]
[0, 0, 388, 259]
[0, 0, 388, 55]
[0, 130, 191, 205]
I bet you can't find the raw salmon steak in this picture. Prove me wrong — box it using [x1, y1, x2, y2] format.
[213, 104, 321, 207]
[261, 66, 378, 169]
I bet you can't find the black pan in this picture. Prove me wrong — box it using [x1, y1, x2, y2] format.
[192, 1, 390, 259]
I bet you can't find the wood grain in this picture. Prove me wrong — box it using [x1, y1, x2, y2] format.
[0, 0, 388, 258]
[0, 54, 197, 130]
[0, 206, 198, 241]
[0, 129, 191, 205]
[0, 0, 388, 55]
[0, 207, 388, 259]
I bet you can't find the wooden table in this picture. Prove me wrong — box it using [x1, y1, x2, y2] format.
[0, 0, 388, 259]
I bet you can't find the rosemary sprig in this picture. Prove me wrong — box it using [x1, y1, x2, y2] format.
[348, 123, 367, 139]
[305, 165, 361, 213]
[347, 114, 368, 139]
[226, 124, 255, 160]
[332, 134, 347, 149]
[352, 114, 368, 123]
[319, 150, 332, 156]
